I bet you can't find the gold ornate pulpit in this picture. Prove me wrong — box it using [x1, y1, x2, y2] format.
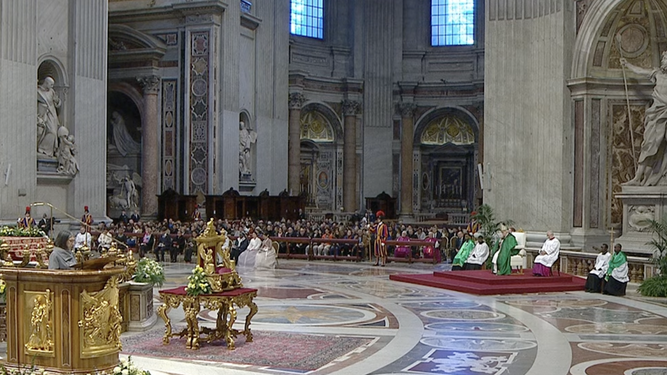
[1, 268, 124, 374]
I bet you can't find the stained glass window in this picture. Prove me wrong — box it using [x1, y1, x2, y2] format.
[431, 0, 475, 46]
[290, 0, 324, 39]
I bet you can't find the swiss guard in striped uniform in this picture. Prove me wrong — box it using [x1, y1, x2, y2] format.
[374, 211, 388, 267]
[17, 206, 36, 228]
[81, 206, 93, 227]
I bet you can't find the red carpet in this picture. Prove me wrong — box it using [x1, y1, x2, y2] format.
[389, 269, 586, 295]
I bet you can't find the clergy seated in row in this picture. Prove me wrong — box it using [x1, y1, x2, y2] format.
[237, 228, 276, 269]
[463, 233, 489, 270]
[393, 231, 411, 258]
[532, 231, 560, 276]
[584, 244, 611, 293]
[451, 233, 475, 270]
[603, 244, 629, 296]
[491, 225, 519, 275]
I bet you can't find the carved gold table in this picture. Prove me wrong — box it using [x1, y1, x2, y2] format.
[157, 286, 258, 350]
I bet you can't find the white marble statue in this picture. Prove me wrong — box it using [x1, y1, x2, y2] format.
[621, 53, 667, 186]
[36, 77, 62, 157]
[56, 127, 79, 176]
[239, 121, 257, 176]
[110, 111, 141, 156]
[122, 176, 138, 209]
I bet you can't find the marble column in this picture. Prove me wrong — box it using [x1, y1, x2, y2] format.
[342, 100, 361, 212]
[138, 75, 161, 217]
[288, 92, 306, 196]
[399, 103, 417, 218]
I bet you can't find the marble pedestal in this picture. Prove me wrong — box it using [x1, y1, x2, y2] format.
[615, 185, 667, 254]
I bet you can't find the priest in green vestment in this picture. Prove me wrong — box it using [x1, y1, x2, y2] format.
[491, 226, 519, 275]
[452, 233, 475, 270]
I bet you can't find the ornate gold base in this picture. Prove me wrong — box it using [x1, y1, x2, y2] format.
[157, 288, 257, 350]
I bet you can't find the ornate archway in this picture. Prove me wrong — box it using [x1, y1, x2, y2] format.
[299, 104, 342, 211]
[413, 108, 479, 214]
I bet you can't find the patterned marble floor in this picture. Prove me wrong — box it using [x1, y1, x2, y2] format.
[88, 261, 667, 374]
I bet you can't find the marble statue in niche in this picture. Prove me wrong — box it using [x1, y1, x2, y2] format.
[239, 121, 257, 179]
[36, 77, 62, 157]
[621, 52, 667, 186]
[109, 111, 141, 156]
[107, 167, 141, 211]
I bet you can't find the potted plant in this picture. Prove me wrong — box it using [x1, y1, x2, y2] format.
[133, 258, 165, 287]
[638, 218, 667, 297]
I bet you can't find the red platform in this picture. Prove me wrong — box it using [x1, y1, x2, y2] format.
[389, 269, 586, 295]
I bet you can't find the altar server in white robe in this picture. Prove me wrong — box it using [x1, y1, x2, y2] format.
[584, 244, 611, 293]
[532, 231, 560, 276]
[464, 233, 489, 270]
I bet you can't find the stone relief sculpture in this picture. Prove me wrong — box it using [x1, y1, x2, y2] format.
[56, 127, 79, 176]
[628, 205, 654, 232]
[36, 77, 62, 157]
[621, 53, 667, 186]
[239, 121, 257, 178]
[110, 111, 141, 156]
[25, 291, 54, 353]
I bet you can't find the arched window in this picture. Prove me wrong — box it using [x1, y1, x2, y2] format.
[300, 110, 334, 142]
[290, 0, 324, 39]
[431, 0, 475, 46]
[421, 116, 475, 145]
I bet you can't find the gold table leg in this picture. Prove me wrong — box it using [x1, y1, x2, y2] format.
[183, 297, 201, 350]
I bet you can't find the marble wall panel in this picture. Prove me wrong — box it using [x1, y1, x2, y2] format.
[71, 76, 108, 217]
[0, 62, 37, 218]
[589, 99, 601, 229]
[484, 9, 573, 231]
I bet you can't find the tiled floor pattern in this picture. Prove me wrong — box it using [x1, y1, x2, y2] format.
[5, 260, 666, 375]
[129, 260, 667, 375]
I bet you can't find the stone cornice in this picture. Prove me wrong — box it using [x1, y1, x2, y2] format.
[109, 1, 226, 24]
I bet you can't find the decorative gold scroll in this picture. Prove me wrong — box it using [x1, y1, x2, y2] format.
[78, 277, 123, 358]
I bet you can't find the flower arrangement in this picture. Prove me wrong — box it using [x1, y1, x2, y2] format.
[0, 226, 45, 238]
[186, 266, 212, 296]
[133, 258, 165, 287]
[0, 363, 45, 375]
[112, 356, 151, 375]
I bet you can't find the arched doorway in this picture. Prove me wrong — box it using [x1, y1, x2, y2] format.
[299, 105, 342, 211]
[414, 109, 479, 215]
[106, 91, 143, 217]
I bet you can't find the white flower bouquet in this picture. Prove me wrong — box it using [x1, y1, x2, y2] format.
[133, 258, 165, 287]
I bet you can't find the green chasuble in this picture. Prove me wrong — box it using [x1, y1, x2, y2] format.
[605, 251, 627, 281]
[453, 239, 475, 267]
[496, 233, 519, 275]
